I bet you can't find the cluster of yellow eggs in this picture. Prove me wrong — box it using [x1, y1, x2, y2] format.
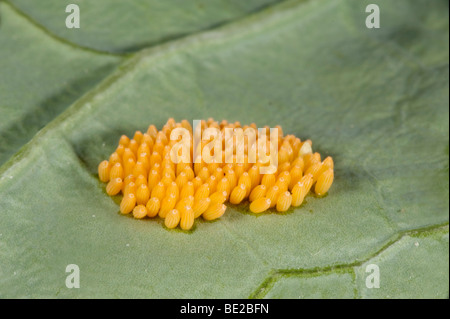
[98, 118, 334, 230]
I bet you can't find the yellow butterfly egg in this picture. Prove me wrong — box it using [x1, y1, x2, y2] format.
[277, 148, 290, 164]
[175, 195, 195, 211]
[249, 197, 271, 214]
[180, 205, 195, 230]
[183, 166, 195, 181]
[137, 153, 150, 172]
[192, 176, 203, 191]
[202, 203, 227, 221]
[238, 172, 252, 196]
[120, 193, 136, 214]
[176, 162, 188, 176]
[146, 197, 160, 217]
[222, 163, 234, 174]
[276, 172, 290, 190]
[147, 169, 160, 190]
[153, 140, 164, 155]
[313, 151, 321, 162]
[208, 160, 220, 175]
[314, 169, 334, 196]
[132, 204, 148, 219]
[198, 166, 210, 183]
[181, 119, 192, 132]
[305, 162, 323, 181]
[123, 174, 135, 186]
[248, 165, 261, 189]
[150, 151, 162, 168]
[135, 174, 147, 187]
[162, 127, 172, 142]
[288, 165, 303, 191]
[132, 161, 147, 178]
[123, 148, 136, 163]
[261, 173, 276, 189]
[219, 119, 228, 128]
[167, 182, 180, 202]
[124, 157, 136, 177]
[115, 144, 125, 158]
[322, 156, 334, 170]
[194, 158, 204, 175]
[278, 170, 291, 186]
[151, 182, 166, 202]
[205, 175, 217, 193]
[109, 162, 124, 180]
[165, 209, 181, 229]
[98, 160, 110, 183]
[291, 182, 307, 207]
[234, 163, 245, 178]
[133, 130, 143, 145]
[216, 177, 230, 195]
[193, 197, 211, 218]
[156, 131, 168, 145]
[161, 176, 174, 188]
[291, 156, 304, 171]
[163, 153, 175, 168]
[278, 162, 291, 173]
[108, 152, 122, 166]
[276, 191, 292, 212]
[284, 142, 294, 162]
[275, 177, 288, 193]
[159, 193, 177, 218]
[301, 173, 314, 194]
[304, 153, 321, 172]
[266, 185, 280, 208]
[209, 190, 228, 205]
[225, 170, 237, 189]
[128, 139, 139, 155]
[180, 181, 194, 199]
[137, 143, 150, 157]
[123, 181, 137, 196]
[136, 184, 150, 205]
[119, 135, 130, 147]
[230, 183, 247, 205]
[166, 117, 176, 128]
[302, 153, 314, 169]
[151, 163, 162, 177]
[249, 184, 267, 202]
[175, 172, 188, 190]
[142, 133, 154, 149]
[291, 138, 301, 155]
[146, 124, 158, 140]
[162, 166, 176, 181]
[106, 177, 123, 196]
[213, 167, 225, 181]
[298, 140, 312, 157]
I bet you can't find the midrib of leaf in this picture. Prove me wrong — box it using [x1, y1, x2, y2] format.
[2, 0, 129, 57]
[4, 0, 297, 55]
[0, 0, 324, 177]
[249, 223, 449, 298]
